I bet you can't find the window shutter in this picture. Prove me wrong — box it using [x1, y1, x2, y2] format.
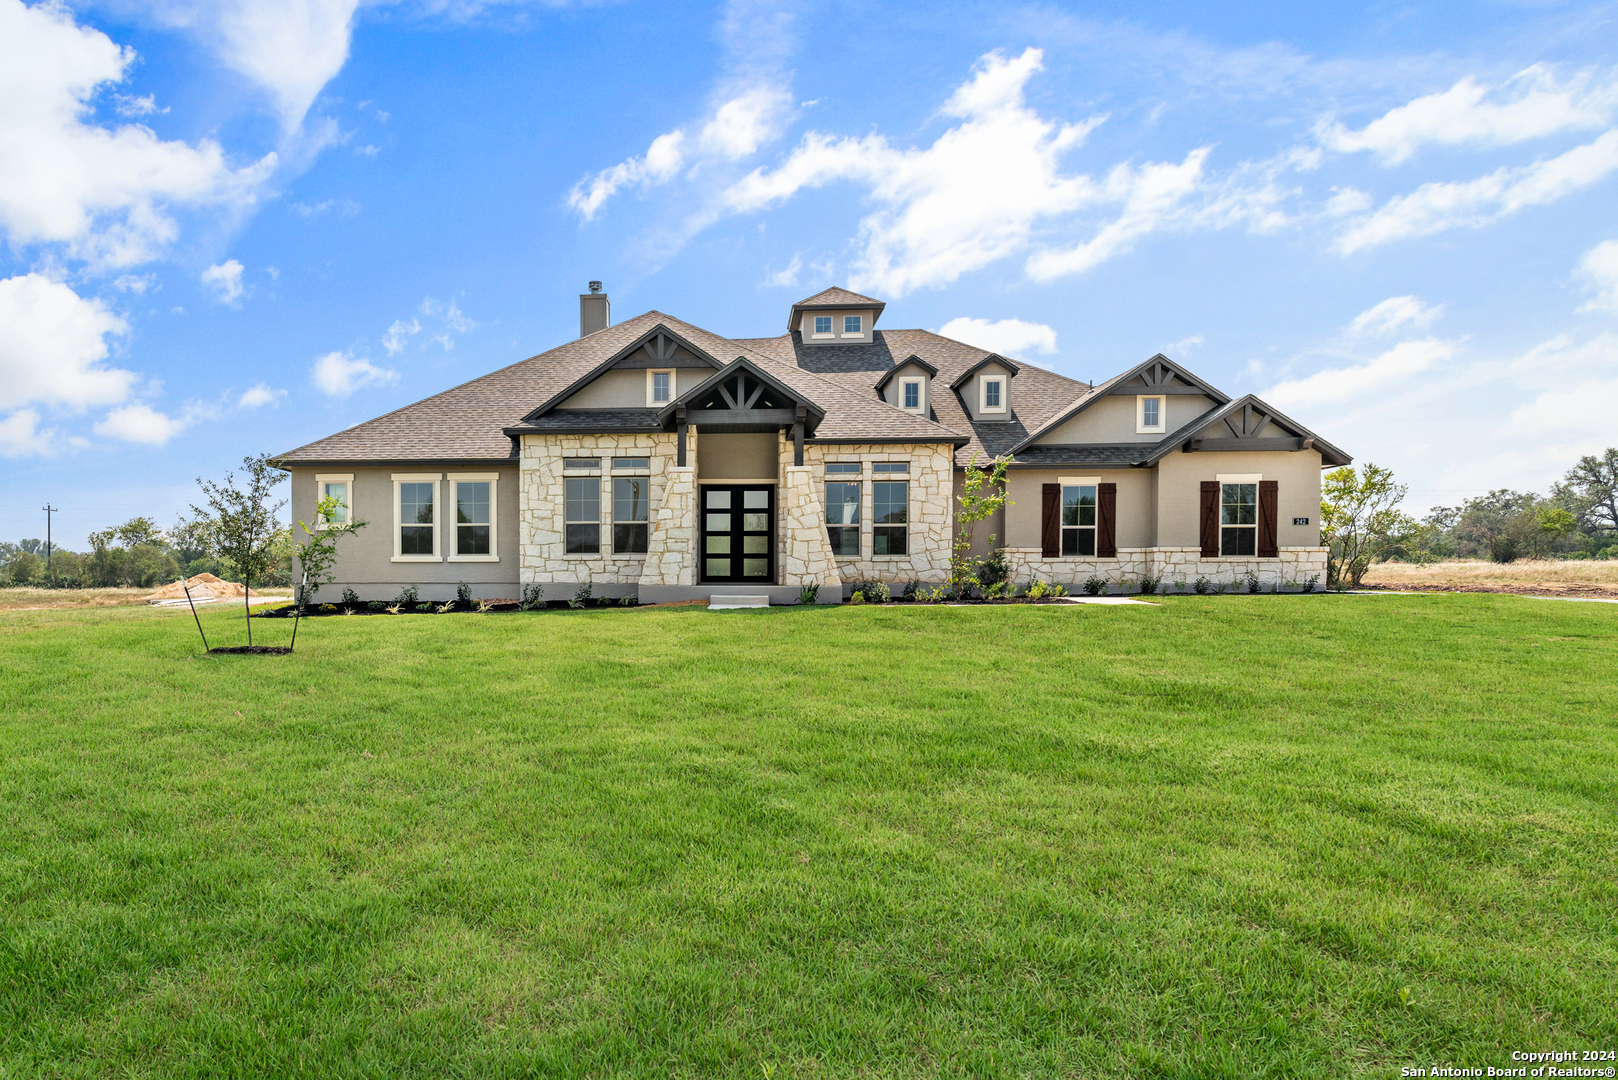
[1041, 484, 1060, 558]
[1097, 482, 1117, 558]
[1200, 481, 1219, 558]
[1258, 480, 1279, 558]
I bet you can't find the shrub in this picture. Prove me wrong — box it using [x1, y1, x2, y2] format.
[848, 592, 866, 605]
[618, 595, 638, 606]
[1048, 582, 1068, 597]
[982, 580, 1008, 600]
[520, 583, 543, 611]
[797, 583, 820, 605]
[569, 582, 593, 609]
[414, 603, 433, 613]
[341, 587, 360, 606]
[437, 601, 455, 614]
[368, 600, 386, 612]
[319, 603, 337, 613]
[1174, 580, 1187, 594]
[386, 604, 402, 615]
[918, 585, 950, 603]
[852, 579, 889, 604]
[1083, 574, 1106, 596]
[456, 582, 472, 605]
[1193, 576, 1212, 595]
[976, 547, 1010, 592]
[1139, 574, 1160, 595]
[1306, 574, 1321, 592]
[1245, 570, 1261, 594]
[396, 585, 419, 606]
[901, 581, 919, 601]
[1026, 580, 1052, 600]
[477, 599, 495, 613]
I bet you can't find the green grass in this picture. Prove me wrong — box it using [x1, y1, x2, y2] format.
[1, 596, 1615, 1078]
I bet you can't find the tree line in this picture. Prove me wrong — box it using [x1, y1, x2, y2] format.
[1, 516, 297, 589]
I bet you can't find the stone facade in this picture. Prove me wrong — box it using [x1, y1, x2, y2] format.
[1004, 546, 1328, 592]
[788, 441, 956, 586]
[638, 466, 697, 587]
[778, 465, 842, 594]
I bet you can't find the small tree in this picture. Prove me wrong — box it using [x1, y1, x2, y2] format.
[1321, 464, 1412, 589]
[193, 454, 287, 647]
[296, 494, 367, 606]
[947, 453, 1012, 597]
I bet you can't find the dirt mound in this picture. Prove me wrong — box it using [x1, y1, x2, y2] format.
[144, 573, 251, 603]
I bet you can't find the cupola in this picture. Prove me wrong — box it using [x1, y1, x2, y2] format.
[788, 286, 885, 346]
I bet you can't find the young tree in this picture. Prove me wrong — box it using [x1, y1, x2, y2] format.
[296, 494, 367, 606]
[1320, 464, 1412, 588]
[193, 454, 287, 647]
[1551, 447, 1618, 539]
[948, 453, 1012, 597]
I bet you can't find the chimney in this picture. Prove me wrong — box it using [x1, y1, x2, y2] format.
[579, 280, 610, 337]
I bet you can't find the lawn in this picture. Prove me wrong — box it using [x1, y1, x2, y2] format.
[1, 597, 1614, 1078]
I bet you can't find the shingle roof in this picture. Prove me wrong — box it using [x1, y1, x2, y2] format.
[787, 286, 887, 330]
[508, 408, 662, 434]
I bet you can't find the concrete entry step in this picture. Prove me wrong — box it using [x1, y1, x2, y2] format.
[707, 594, 771, 609]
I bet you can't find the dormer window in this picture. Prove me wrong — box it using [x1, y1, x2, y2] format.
[843, 315, 862, 335]
[813, 316, 833, 336]
[982, 377, 1004, 413]
[648, 369, 673, 405]
[1137, 394, 1165, 433]
[902, 379, 921, 411]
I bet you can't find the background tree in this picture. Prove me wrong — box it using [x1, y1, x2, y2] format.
[1450, 490, 1541, 563]
[6, 550, 40, 585]
[1321, 464, 1413, 588]
[193, 454, 288, 647]
[1551, 447, 1618, 539]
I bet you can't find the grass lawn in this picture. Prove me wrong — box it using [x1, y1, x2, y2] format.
[1, 596, 1615, 1078]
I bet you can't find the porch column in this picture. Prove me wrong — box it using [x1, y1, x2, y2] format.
[778, 465, 841, 602]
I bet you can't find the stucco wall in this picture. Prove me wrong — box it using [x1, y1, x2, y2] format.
[793, 441, 955, 585]
[697, 431, 780, 480]
[1155, 449, 1324, 548]
[557, 367, 712, 409]
[289, 463, 521, 602]
[798, 308, 876, 345]
[1001, 467, 1154, 550]
[1031, 394, 1217, 445]
[960, 362, 1016, 423]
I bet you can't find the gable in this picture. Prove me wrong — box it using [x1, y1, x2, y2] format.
[1144, 395, 1352, 467]
[1030, 392, 1217, 446]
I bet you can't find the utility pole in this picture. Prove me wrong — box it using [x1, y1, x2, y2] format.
[42, 505, 56, 586]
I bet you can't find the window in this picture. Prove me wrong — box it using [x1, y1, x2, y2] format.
[981, 377, 1004, 412]
[316, 473, 352, 528]
[843, 315, 862, 334]
[826, 481, 860, 556]
[563, 458, 600, 471]
[392, 474, 440, 561]
[1137, 394, 1165, 433]
[874, 461, 908, 474]
[813, 315, 832, 335]
[1061, 485, 1097, 556]
[648, 370, 673, 405]
[565, 477, 600, 554]
[613, 477, 649, 554]
[447, 473, 499, 561]
[613, 457, 649, 471]
[901, 379, 921, 410]
[825, 461, 861, 474]
[1221, 483, 1258, 556]
[873, 481, 907, 555]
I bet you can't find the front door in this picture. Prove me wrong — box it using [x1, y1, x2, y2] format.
[701, 485, 774, 583]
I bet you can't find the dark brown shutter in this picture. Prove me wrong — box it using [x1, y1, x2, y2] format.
[1200, 481, 1220, 558]
[1097, 482, 1117, 558]
[1258, 480, 1279, 558]
[1041, 483, 1060, 558]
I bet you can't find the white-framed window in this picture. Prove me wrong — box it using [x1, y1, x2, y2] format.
[647, 369, 674, 405]
[392, 473, 441, 562]
[813, 315, 833, 336]
[843, 315, 862, 335]
[315, 473, 353, 529]
[565, 476, 600, 555]
[1218, 473, 1262, 556]
[900, 378, 923, 412]
[1062, 485, 1097, 556]
[980, 376, 1005, 413]
[873, 480, 907, 555]
[447, 472, 498, 562]
[1137, 394, 1166, 433]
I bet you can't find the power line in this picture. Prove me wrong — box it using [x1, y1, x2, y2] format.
[42, 505, 56, 584]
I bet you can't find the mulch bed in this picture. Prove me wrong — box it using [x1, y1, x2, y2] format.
[207, 646, 294, 655]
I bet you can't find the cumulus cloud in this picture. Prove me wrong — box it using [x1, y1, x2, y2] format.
[1319, 66, 1618, 165]
[93, 402, 194, 445]
[1347, 295, 1443, 337]
[237, 383, 284, 408]
[0, 409, 55, 458]
[1578, 239, 1618, 312]
[0, 0, 277, 269]
[1264, 338, 1458, 410]
[0, 274, 135, 412]
[936, 316, 1058, 356]
[311, 350, 398, 397]
[383, 318, 421, 355]
[200, 259, 245, 306]
[1336, 129, 1618, 253]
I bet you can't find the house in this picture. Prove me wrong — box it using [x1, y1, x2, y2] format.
[277, 285, 1350, 603]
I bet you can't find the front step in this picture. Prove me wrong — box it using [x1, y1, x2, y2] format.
[707, 594, 770, 609]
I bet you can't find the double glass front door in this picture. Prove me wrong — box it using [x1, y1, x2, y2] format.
[702, 485, 774, 583]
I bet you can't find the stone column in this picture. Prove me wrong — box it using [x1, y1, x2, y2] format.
[640, 466, 696, 586]
[778, 465, 842, 601]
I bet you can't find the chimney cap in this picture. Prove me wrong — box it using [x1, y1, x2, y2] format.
[587, 280, 603, 294]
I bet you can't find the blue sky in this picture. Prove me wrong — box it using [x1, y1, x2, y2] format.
[3, 0, 1617, 548]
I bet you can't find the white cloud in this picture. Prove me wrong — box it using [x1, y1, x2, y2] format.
[311, 350, 397, 397]
[1264, 338, 1458, 410]
[0, 409, 55, 458]
[113, 273, 158, 294]
[936, 316, 1058, 356]
[237, 383, 284, 408]
[383, 318, 421, 355]
[200, 259, 245, 306]
[1319, 66, 1618, 166]
[699, 85, 792, 158]
[0, 0, 277, 269]
[1337, 129, 1618, 254]
[0, 274, 135, 412]
[93, 401, 189, 445]
[1577, 239, 1618, 312]
[113, 92, 166, 117]
[568, 130, 688, 220]
[762, 253, 803, 288]
[1347, 295, 1443, 337]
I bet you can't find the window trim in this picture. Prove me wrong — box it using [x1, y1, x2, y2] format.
[564, 474, 603, 557]
[1058, 476, 1099, 558]
[646, 369, 675, 407]
[1216, 473, 1263, 558]
[825, 478, 862, 559]
[900, 377, 923, 412]
[1136, 394, 1166, 434]
[391, 473, 442, 563]
[811, 315, 834, 338]
[842, 314, 862, 336]
[980, 375, 1006, 414]
[610, 474, 651, 559]
[871, 478, 909, 557]
[447, 472, 499, 563]
[314, 473, 353, 530]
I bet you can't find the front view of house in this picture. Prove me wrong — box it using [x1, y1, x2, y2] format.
[278, 286, 1351, 602]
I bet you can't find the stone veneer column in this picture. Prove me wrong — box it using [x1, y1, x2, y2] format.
[639, 466, 696, 586]
[778, 465, 842, 600]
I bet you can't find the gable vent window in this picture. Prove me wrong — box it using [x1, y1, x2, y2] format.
[843, 315, 861, 334]
[814, 316, 832, 335]
[981, 377, 1004, 412]
[902, 379, 921, 410]
[1221, 483, 1257, 556]
[1137, 394, 1166, 433]
[650, 370, 672, 404]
